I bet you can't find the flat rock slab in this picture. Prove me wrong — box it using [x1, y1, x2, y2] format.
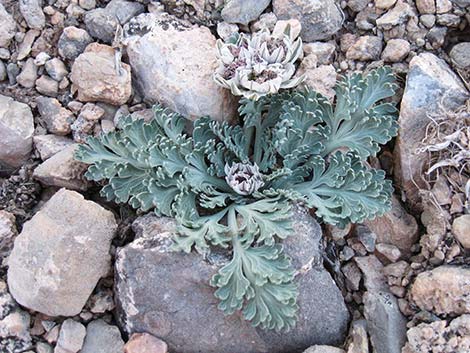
[115, 207, 349, 353]
[7, 189, 117, 317]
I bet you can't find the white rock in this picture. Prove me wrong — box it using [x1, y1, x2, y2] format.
[123, 13, 237, 121]
[7, 189, 117, 316]
[0, 95, 34, 168]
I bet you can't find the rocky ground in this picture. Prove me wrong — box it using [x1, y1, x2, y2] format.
[0, 0, 469, 352]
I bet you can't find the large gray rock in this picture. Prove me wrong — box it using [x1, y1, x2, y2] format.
[84, 0, 145, 43]
[273, 0, 343, 42]
[0, 95, 34, 168]
[7, 189, 117, 317]
[0, 4, 16, 48]
[81, 320, 124, 353]
[363, 291, 407, 353]
[115, 206, 349, 353]
[123, 13, 237, 121]
[221, 0, 271, 25]
[394, 53, 469, 210]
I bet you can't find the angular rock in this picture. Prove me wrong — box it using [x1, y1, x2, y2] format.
[84, 0, 145, 43]
[221, 0, 270, 25]
[124, 333, 168, 353]
[17, 58, 38, 88]
[354, 255, 388, 292]
[346, 35, 383, 61]
[58, 27, 93, 61]
[17, 29, 40, 61]
[376, 1, 412, 29]
[363, 291, 407, 353]
[452, 215, 470, 249]
[45, 58, 68, 82]
[7, 189, 117, 316]
[304, 346, 345, 353]
[402, 315, 470, 353]
[381, 38, 411, 62]
[364, 195, 418, 253]
[0, 94, 34, 168]
[55, 319, 86, 353]
[19, 0, 45, 30]
[410, 266, 470, 316]
[303, 42, 336, 65]
[33, 144, 89, 191]
[81, 320, 124, 353]
[36, 97, 75, 135]
[36, 75, 59, 97]
[71, 43, 131, 105]
[346, 319, 369, 353]
[273, 0, 343, 41]
[394, 53, 469, 211]
[0, 4, 16, 48]
[115, 207, 349, 353]
[123, 13, 236, 121]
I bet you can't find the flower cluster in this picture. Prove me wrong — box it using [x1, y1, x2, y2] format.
[214, 22, 304, 100]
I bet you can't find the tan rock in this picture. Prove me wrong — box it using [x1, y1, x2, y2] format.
[33, 144, 89, 191]
[346, 35, 383, 61]
[416, 0, 436, 13]
[381, 39, 410, 62]
[7, 189, 117, 317]
[123, 13, 236, 121]
[298, 63, 337, 100]
[364, 194, 418, 253]
[346, 320, 368, 353]
[452, 215, 470, 249]
[411, 266, 470, 316]
[71, 43, 131, 105]
[33, 134, 74, 161]
[124, 333, 168, 353]
[36, 97, 75, 135]
[354, 255, 388, 292]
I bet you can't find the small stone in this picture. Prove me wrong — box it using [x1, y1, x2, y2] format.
[216, 22, 239, 41]
[272, 19, 302, 39]
[7, 63, 20, 85]
[0, 4, 16, 48]
[347, 0, 370, 12]
[354, 255, 388, 292]
[381, 39, 411, 62]
[346, 319, 369, 353]
[375, 0, 397, 9]
[37, 342, 53, 353]
[59, 77, 70, 90]
[0, 95, 34, 168]
[0, 60, 6, 81]
[363, 291, 407, 353]
[420, 14, 436, 27]
[342, 262, 362, 291]
[416, 0, 436, 13]
[84, 0, 145, 43]
[304, 346, 345, 353]
[58, 26, 93, 61]
[7, 189, 117, 317]
[124, 333, 168, 353]
[36, 97, 75, 135]
[19, 0, 46, 29]
[79, 103, 105, 121]
[436, 0, 453, 13]
[346, 35, 383, 61]
[17, 58, 38, 88]
[450, 42, 470, 69]
[251, 12, 278, 32]
[55, 319, 86, 353]
[298, 64, 337, 100]
[17, 29, 40, 61]
[33, 144, 89, 191]
[33, 134, 74, 160]
[273, 0, 344, 41]
[79, 0, 96, 10]
[0, 48, 10, 60]
[436, 13, 460, 26]
[89, 289, 115, 314]
[71, 43, 132, 105]
[452, 215, 470, 249]
[376, 1, 412, 29]
[375, 243, 401, 262]
[411, 266, 470, 316]
[221, 0, 270, 25]
[34, 52, 51, 66]
[81, 320, 124, 353]
[0, 211, 17, 267]
[355, 225, 376, 252]
[45, 58, 68, 81]
[303, 42, 336, 65]
[45, 325, 60, 344]
[36, 75, 59, 97]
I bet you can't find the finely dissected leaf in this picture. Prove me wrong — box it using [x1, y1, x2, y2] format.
[76, 66, 399, 332]
[293, 151, 393, 228]
[211, 239, 298, 331]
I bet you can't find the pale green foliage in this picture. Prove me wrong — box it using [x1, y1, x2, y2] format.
[76, 67, 398, 331]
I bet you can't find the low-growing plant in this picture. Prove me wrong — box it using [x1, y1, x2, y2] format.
[76, 67, 398, 331]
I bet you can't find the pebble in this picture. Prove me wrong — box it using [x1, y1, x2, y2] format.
[7, 62, 20, 85]
[58, 26, 93, 61]
[16, 29, 40, 61]
[80, 320, 125, 353]
[16, 58, 38, 88]
[0, 60, 5, 81]
[0, 211, 17, 267]
[34, 52, 51, 66]
[19, 0, 46, 29]
[382, 39, 411, 62]
[0, 4, 16, 48]
[375, 0, 397, 9]
[33, 134, 74, 160]
[36, 75, 59, 96]
[420, 14, 436, 27]
[450, 42, 470, 69]
[45, 58, 68, 81]
[36, 97, 75, 135]
[346, 319, 369, 353]
[303, 42, 336, 65]
[416, 0, 436, 13]
[55, 319, 86, 353]
[452, 215, 470, 249]
[124, 333, 168, 353]
[346, 35, 383, 61]
[221, 0, 271, 25]
[79, 0, 97, 10]
[375, 243, 402, 262]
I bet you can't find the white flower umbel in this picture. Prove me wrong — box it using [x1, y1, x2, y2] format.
[225, 162, 264, 195]
[214, 21, 304, 100]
